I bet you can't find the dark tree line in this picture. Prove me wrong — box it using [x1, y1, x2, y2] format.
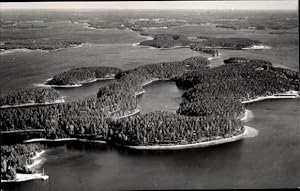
[191, 37, 261, 49]
[139, 34, 190, 48]
[0, 97, 110, 140]
[190, 45, 219, 57]
[0, 87, 62, 107]
[0, 39, 83, 50]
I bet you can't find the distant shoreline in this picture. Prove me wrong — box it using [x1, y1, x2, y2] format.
[241, 91, 299, 104]
[35, 77, 115, 88]
[0, 43, 89, 55]
[113, 108, 141, 120]
[23, 137, 106, 144]
[0, 48, 49, 55]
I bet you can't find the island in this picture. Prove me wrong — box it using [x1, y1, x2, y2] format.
[139, 33, 269, 58]
[139, 34, 190, 48]
[190, 37, 262, 50]
[1, 57, 299, 151]
[0, 87, 64, 108]
[45, 66, 122, 87]
[0, 39, 84, 51]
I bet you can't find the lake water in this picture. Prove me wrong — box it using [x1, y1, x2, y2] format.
[1, 10, 299, 190]
[138, 80, 184, 114]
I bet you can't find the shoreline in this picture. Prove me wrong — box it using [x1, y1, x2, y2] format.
[0, 43, 88, 55]
[241, 91, 300, 104]
[1, 150, 48, 183]
[27, 150, 45, 169]
[134, 90, 146, 96]
[123, 125, 253, 150]
[113, 108, 141, 120]
[23, 137, 106, 144]
[0, 48, 49, 55]
[35, 77, 115, 88]
[242, 44, 272, 50]
[121, 108, 257, 150]
[1, 173, 49, 183]
[1, 129, 45, 134]
[0, 97, 65, 109]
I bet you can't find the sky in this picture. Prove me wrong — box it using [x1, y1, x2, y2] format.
[0, 1, 298, 11]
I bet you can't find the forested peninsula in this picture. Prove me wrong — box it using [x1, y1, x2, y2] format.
[1, 56, 299, 179]
[46, 66, 121, 86]
[1, 56, 299, 146]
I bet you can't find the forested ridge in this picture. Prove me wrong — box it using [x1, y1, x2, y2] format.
[0, 88, 62, 107]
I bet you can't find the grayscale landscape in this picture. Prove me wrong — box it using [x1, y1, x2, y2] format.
[0, 1, 299, 190]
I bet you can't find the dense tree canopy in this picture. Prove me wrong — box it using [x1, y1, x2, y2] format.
[1, 144, 42, 180]
[0, 88, 62, 107]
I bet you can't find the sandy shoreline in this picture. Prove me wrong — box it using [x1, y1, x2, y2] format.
[0, 97, 65, 109]
[134, 90, 146, 96]
[1, 150, 48, 183]
[241, 91, 299, 104]
[242, 44, 272, 50]
[1, 129, 45, 134]
[23, 137, 106, 144]
[0, 43, 89, 55]
[124, 126, 254, 150]
[113, 108, 141, 120]
[35, 77, 115, 88]
[1, 173, 49, 183]
[0, 48, 49, 55]
[122, 108, 257, 150]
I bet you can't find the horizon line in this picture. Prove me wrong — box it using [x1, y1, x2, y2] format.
[0, 1, 298, 10]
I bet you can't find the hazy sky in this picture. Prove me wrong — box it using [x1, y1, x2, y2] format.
[0, 1, 298, 10]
